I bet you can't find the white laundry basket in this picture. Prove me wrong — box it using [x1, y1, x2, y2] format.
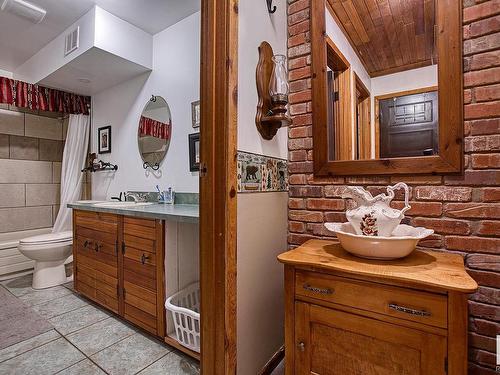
[165, 282, 200, 353]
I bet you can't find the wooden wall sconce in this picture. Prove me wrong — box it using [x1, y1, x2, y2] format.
[255, 41, 292, 140]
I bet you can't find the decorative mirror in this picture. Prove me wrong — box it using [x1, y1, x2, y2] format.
[138, 96, 172, 170]
[311, 0, 463, 176]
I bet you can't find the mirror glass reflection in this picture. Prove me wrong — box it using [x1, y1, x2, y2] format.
[325, 0, 438, 161]
[138, 96, 172, 168]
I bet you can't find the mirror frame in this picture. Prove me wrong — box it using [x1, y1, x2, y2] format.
[137, 95, 171, 169]
[311, 0, 463, 176]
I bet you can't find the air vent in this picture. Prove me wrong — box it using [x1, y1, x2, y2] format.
[64, 27, 79, 56]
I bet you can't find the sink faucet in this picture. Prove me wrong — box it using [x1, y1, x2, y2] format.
[111, 192, 124, 202]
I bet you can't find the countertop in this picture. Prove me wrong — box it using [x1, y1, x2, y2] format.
[68, 202, 199, 223]
[278, 239, 478, 293]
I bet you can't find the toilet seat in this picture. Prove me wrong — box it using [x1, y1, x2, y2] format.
[19, 231, 73, 249]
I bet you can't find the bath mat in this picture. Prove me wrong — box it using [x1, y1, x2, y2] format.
[0, 285, 53, 350]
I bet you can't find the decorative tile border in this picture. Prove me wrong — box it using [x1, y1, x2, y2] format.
[237, 151, 288, 193]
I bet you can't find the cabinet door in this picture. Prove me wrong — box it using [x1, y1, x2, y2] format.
[122, 217, 165, 336]
[295, 302, 447, 375]
[74, 210, 119, 314]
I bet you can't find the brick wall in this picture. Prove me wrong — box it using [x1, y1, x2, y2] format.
[287, 1, 499, 373]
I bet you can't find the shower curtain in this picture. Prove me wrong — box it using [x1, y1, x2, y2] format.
[53, 114, 90, 233]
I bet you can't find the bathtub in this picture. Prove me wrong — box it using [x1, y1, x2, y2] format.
[0, 228, 51, 281]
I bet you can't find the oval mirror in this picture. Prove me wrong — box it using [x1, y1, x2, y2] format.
[138, 96, 172, 170]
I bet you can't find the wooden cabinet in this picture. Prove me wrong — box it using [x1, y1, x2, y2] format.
[73, 210, 165, 338]
[122, 216, 164, 336]
[278, 240, 478, 375]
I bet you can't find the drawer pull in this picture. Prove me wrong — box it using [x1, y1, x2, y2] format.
[303, 283, 333, 295]
[141, 253, 150, 265]
[83, 240, 92, 249]
[297, 342, 305, 352]
[388, 303, 431, 317]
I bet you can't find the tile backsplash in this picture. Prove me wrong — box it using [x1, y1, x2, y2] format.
[237, 151, 288, 193]
[0, 106, 71, 233]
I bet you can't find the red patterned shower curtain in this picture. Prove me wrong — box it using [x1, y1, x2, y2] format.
[0, 76, 91, 115]
[139, 116, 171, 140]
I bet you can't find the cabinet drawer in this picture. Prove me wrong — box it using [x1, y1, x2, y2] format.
[123, 217, 156, 240]
[295, 271, 447, 328]
[76, 227, 117, 245]
[75, 211, 118, 235]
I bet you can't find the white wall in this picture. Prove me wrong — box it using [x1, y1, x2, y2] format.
[238, 0, 288, 159]
[325, 8, 371, 91]
[94, 7, 152, 69]
[325, 8, 371, 158]
[91, 12, 201, 199]
[236, 0, 288, 373]
[371, 64, 438, 97]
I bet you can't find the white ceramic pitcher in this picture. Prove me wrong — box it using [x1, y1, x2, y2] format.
[342, 182, 411, 237]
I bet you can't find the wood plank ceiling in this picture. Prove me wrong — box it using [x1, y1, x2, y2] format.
[327, 0, 436, 77]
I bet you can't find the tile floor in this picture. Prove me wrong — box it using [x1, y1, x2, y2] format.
[0, 274, 200, 375]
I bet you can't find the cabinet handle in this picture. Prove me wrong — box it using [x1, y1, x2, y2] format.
[388, 303, 431, 317]
[83, 240, 92, 249]
[95, 243, 103, 252]
[303, 283, 333, 295]
[297, 342, 305, 352]
[141, 253, 150, 265]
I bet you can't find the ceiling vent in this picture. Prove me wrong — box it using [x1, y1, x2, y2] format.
[64, 27, 80, 56]
[1, 0, 46, 24]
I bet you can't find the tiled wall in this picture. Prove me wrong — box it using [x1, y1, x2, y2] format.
[287, 1, 499, 373]
[0, 105, 66, 234]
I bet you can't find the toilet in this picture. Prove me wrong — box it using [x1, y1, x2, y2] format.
[18, 231, 73, 289]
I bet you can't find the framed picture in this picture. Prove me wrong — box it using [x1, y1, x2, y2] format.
[191, 100, 200, 128]
[98, 126, 111, 154]
[189, 133, 200, 172]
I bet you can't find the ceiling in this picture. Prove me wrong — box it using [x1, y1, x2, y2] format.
[0, 0, 200, 72]
[327, 0, 436, 77]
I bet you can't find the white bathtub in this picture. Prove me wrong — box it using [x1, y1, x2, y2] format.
[0, 228, 52, 281]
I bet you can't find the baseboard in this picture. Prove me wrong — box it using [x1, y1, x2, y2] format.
[259, 345, 285, 375]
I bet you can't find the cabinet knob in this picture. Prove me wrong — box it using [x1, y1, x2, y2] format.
[297, 342, 305, 351]
[141, 253, 150, 265]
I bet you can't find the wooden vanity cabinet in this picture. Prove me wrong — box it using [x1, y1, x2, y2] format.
[73, 210, 165, 338]
[278, 240, 478, 375]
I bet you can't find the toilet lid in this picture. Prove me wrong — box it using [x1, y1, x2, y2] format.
[20, 231, 73, 245]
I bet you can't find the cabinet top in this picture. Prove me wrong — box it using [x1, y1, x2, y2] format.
[278, 240, 478, 293]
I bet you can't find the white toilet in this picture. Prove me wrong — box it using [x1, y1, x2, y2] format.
[18, 231, 73, 289]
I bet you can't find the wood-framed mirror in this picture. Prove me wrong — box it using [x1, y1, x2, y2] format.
[311, 0, 463, 176]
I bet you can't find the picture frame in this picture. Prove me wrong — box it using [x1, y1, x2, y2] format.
[98, 126, 112, 154]
[188, 133, 200, 172]
[191, 100, 200, 128]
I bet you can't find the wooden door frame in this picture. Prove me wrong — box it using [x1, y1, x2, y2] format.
[200, 0, 238, 373]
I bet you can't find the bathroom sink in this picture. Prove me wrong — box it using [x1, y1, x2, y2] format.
[92, 202, 154, 208]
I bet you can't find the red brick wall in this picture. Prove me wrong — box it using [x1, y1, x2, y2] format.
[287, 1, 499, 373]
